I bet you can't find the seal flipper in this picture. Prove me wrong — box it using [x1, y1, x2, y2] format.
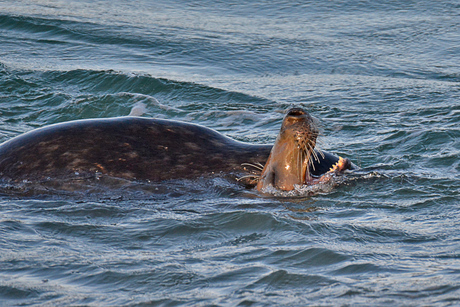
[309, 150, 356, 177]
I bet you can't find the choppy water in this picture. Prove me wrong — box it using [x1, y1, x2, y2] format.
[1, 0, 460, 305]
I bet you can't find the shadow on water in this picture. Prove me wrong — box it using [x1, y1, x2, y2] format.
[0, 167, 405, 208]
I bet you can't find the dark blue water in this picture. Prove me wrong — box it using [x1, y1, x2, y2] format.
[1, 0, 460, 305]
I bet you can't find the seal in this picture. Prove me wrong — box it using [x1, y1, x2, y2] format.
[0, 108, 354, 190]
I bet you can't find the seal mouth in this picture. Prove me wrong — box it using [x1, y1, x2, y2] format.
[256, 107, 320, 191]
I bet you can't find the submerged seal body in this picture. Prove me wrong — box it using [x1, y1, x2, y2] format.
[0, 109, 354, 189]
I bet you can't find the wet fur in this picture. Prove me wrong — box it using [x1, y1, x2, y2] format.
[256, 108, 353, 191]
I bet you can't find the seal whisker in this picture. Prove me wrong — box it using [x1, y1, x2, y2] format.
[241, 162, 264, 171]
[298, 145, 303, 180]
[308, 154, 315, 176]
[316, 147, 325, 160]
[310, 143, 319, 158]
[315, 138, 325, 149]
[305, 145, 315, 171]
[236, 174, 260, 182]
[305, 151, 312, 179]
[255, 162, 265, 169]
[307, 143, 319, 164]
[310, 144, 320, 162]
[301, 147, 306, 179]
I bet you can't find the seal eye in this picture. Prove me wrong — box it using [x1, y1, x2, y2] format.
[287, 108, 306, 117]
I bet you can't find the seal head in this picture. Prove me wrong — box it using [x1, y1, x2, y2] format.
[257, 108, 318, 191]
[256, 108, 352, 192]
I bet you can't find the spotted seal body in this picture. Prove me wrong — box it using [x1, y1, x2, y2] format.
[0, 111, 353, 188]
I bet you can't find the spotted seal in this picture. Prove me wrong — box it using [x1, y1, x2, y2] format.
[0, 108, 354, 190]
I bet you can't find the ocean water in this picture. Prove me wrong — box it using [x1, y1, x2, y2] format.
[1, 0, 460, 305]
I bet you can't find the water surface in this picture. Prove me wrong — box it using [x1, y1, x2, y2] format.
[1, 0, 460, 305]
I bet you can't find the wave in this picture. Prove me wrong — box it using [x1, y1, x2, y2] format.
[0, 66, 272, 134]
[0, 14, 149, 48]
[3, 10, 459, 85]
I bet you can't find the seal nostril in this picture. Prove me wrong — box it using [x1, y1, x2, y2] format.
[287, 108, 306, 117]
